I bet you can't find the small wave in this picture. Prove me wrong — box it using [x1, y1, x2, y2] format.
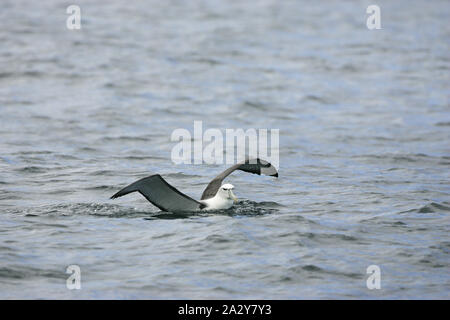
[0, 72, 14, 78]
[77, 147, 98, 153]
[0, 71, 43, 79]
[214, 200, 281, 216]
[5, 203, 152, 219]
[193, 57, 222, 65]
[303, 232, 359, 242]
[163, 172, 204, 178]
[401, 202, 450, 214]
[0, 266, 65, 280]
[418, 202, 450, 213]
[102, 136, 150, 142]
[88, 170, 116, 176]
[302, 264, 322, 272]
[354, 153, 435, 163]
[288, 264, 364, 279]
[204, 234, 232, 243]
[114, 155, 167, 161]
[84, 185, 117, 191]
[14, 166, 48, 174]
[0, 190, 21, 200]
[243, 101, 269, 111]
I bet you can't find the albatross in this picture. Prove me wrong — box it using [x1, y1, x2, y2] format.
[110, 158, 278, 212]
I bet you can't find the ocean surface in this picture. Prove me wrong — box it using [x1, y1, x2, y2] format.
[0, 0, 449, 299]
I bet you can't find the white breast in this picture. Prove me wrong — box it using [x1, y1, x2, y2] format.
[200, 195, 234, 211]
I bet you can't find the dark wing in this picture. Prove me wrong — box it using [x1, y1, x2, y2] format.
[200, 158, 278, 200]
[110, 174, 203, 212]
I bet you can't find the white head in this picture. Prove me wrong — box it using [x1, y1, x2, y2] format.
[218, 183, 238, 203]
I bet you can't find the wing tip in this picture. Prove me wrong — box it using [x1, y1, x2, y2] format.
[110, 188, 131, 200]
[110, 192, 120, 200]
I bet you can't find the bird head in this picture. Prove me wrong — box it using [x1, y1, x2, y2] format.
[219, 183, 238, 203]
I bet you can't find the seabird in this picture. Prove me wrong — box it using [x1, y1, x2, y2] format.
[110, 158, 278, 212]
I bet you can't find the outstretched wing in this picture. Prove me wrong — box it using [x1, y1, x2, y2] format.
[111, 174, 203, 212]
[200, 158, 278, 200]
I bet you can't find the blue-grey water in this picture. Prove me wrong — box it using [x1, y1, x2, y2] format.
[0, 0, 449, 299]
